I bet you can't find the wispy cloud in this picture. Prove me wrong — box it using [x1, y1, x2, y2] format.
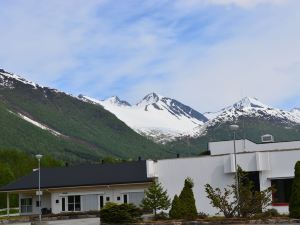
[0, 0, 299, 112]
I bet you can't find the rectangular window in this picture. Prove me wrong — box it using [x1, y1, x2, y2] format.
[36, 201, 41, 207]
[271, 179, 294, 205]
[20, 198, 33, 213]
[67, 195, 81, 212]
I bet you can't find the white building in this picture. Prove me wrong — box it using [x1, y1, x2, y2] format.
[1, 137, 299, 216]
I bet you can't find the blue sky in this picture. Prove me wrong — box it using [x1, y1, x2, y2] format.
[0, 0, 299, 112]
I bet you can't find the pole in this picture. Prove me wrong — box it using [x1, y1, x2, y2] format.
[233, 131, 239, 216]
[38, 158, 41, 222]
[6, 193, 9, 216]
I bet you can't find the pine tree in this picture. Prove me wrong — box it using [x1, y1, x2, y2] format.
[290, 161, 300, 218]
[179, 177, 198, 219]
[169, 195, 182, 219]
[141, 181, 171, 217]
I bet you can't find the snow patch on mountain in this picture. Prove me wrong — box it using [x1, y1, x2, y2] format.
[8, 110, 62, 136]
[80, 93, 207, 143]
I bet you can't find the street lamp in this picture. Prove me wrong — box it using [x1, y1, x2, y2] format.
[229, 125, 239, 215]
[35, 154, 43, 222]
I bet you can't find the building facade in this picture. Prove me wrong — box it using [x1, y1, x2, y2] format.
[1, 139, 299, 216]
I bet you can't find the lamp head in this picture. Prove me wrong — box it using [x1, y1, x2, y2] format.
[229, 124, 239, 131]
[35, 154, 43, 160]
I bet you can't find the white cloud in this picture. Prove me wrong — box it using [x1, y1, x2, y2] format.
[0, 0, 299, 112]
[175, 0, 289, 9]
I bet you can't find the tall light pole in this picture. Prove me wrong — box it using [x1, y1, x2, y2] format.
[229, 124, 239, 216]
[35, 154, 43, 222]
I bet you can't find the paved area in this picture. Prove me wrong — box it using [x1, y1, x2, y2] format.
[9, 218, 100, 225]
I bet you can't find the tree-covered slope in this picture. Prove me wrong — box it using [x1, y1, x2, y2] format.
[167, 117, 300, 156]
[0, 149, 62, 208]
[0, 70, 173, 163]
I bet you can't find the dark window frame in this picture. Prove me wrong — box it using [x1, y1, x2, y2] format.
[271, 178, 294, 206]
[67, 195, 81, 212]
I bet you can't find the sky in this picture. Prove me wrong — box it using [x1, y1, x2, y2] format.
[0, 0, 299, 112]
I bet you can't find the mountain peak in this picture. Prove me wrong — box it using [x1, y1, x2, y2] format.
[0, 69, 38, 88]
[104, 96, 131, 106]
[232, 97, 268, 110]
[137, 92, 163, 106]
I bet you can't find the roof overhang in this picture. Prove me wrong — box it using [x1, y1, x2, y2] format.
[0, 180, 154, 193]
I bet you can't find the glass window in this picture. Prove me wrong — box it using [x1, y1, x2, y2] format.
[20, 198, 33, 213]
[271, 179, 294, 204]
[67, 195, 81, 212]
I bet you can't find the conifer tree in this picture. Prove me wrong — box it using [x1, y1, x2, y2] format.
[141, 181, 171, 217]
[169, 195, 182, 219]
[290, 161, 300, 218]
[179, 177, 197, 219]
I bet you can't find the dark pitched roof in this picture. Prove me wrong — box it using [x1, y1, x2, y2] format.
[0, 160, 152, 192]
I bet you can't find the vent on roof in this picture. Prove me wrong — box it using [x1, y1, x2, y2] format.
[261, 134, 274, 143]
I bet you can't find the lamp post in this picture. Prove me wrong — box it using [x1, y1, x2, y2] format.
[35, 154, 43, 222]
[229, 124, 239, 215]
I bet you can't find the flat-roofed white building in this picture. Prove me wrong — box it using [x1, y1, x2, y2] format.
[152, 138, 300, 215]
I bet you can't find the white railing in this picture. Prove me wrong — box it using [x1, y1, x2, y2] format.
[0, 207, 20, 217]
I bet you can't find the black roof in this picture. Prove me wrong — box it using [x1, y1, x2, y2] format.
[0, 160, 153, 192]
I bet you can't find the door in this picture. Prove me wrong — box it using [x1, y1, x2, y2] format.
[61, 197, 66, 212]
[99, 195, 104, 209]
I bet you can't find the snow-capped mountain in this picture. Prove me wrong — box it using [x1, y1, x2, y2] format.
[80, 93, 208, 143]
[203, 97, 300, 130]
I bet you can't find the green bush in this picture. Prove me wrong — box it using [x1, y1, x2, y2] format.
[198, 212, 208, 219]
[169, 195, 182, 219]
[290, 161, 300, 218]
[262, 208, 280, 218]
[100, 203, 142, 224]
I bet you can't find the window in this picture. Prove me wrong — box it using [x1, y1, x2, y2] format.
[68, 195, 81, 212]
[106, 197, 110, 202]
[117, 196, 121, 201]
[36, 201, 41, 207]
[21, 198, 32, 213]
[271, 179, 294, 205]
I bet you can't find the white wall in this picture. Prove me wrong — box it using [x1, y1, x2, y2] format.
[50, 184, 149, 214]
[155, 149, 300, 215]
[209, 139, 300, 156]
[19, 192, 51, 215]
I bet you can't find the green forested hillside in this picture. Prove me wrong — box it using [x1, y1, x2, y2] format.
[167, 118, 300, 156]
[0, 149, 62, 208]
[0, 74, 174, 163]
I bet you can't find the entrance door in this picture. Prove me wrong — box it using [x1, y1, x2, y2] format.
[61, 197, 66, 212]
[99, 195, 104, 209]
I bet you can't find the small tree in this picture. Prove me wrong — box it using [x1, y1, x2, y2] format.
[205, 167, 273, 218]
[290, 161, 300, 218]
[205, 184, 237, 218]
[141, 181, 171, 217]
[169, 195, 182, 219]
[179, 177, 198, 219]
